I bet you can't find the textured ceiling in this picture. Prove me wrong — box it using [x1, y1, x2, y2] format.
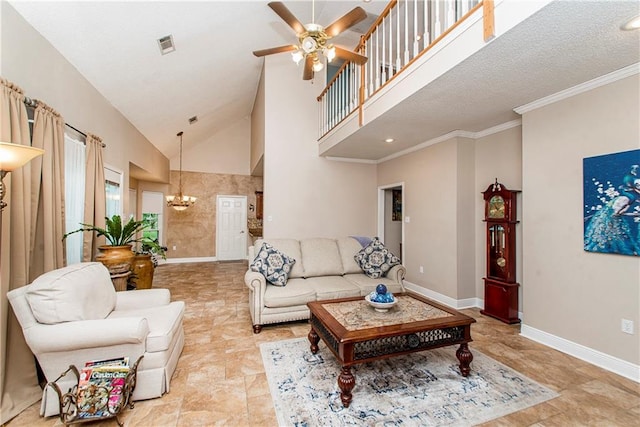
[9, 1, 640, 164]
[322, 0, 640, 160]
[9, 0, 387, 160]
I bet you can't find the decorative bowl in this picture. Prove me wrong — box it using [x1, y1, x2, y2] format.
[365, 294, 397, 312]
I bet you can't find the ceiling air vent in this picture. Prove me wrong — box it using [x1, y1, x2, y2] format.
[188, 116, 198, 125]
[157, 35, 175, 55]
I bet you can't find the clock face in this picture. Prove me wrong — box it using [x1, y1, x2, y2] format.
[488, 195, 505, 219]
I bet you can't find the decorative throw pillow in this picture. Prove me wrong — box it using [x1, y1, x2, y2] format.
[354, 237, 401, 279]
[250, 242, 296, 286]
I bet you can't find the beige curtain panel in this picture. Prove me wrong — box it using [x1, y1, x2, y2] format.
[83, 133, 106, 261]
[30, 101, 66, 279]
[0, 77, 42, 424]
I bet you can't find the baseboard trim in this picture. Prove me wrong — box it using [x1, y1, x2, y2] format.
[403, 281, 639, 383]
[163, 257, 217, 264]
[521, 324, 640, 383]
[403, 280, 480, 310]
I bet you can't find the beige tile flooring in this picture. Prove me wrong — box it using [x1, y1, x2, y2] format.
[8, 261, 640, 426]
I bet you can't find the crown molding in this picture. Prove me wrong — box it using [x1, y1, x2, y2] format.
[474, 119, 522, 139]
[325, 118, 524, 165]
[514, 62, 640, 114]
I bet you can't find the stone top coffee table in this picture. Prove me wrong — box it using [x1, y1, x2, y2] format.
[307, 292, 476, 407]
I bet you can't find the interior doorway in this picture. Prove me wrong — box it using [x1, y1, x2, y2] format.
[216, 195, 248, 260]
[378, 183, 404, 261]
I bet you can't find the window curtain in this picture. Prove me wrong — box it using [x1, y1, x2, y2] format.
[64, 135, 86, 265]
[0, 78, 41, 424]
[83, 133, 106, 261]
[29, 101, 66, 280]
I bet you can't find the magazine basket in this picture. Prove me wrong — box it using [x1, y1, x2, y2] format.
[46, 355, 143, 426]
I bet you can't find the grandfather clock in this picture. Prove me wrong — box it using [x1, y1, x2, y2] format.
[481, 180, 521, 324]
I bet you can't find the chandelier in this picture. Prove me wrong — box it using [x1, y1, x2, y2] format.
[166, 131, 196, 211]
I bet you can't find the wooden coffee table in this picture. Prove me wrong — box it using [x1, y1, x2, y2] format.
[307, 292, 476, 407]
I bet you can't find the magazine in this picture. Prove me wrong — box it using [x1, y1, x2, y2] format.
[76, 358, 130, 419]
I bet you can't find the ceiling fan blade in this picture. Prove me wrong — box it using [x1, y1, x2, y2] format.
[303, 55, 314, 80]
[324, 7, 367, 38]
[268, 2, 306, 35]
[253, 45, 298, 57]
[334, 46, 368, 65]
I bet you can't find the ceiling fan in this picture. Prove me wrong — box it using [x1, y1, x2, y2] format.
[253, 1, 369, 81]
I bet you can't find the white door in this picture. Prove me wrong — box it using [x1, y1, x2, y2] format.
[216, 196, 247, 260]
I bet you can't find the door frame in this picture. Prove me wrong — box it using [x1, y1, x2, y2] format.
[215, 195, 248, 261]
[377, 182, 405, 261]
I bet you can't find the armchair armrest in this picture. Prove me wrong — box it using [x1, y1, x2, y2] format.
[115, 288, 170, 311]
[25, 317, 149, 354]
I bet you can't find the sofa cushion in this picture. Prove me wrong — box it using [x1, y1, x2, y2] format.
[343, 274, 404, 296]
[337, 237, 366, 274]
[255, 239, 305, 278]
[263, 278, 317, 308]
[304, 276, 361, 300]
[108, 301, 185, 353]
[300, 238, 344, 277]
[26, 262, 116, 324]
[251, 242, 296, 286]
[354, 237, 401, 279]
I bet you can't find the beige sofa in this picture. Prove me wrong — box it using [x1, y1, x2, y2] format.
[7, 262, 185, 416]
[245, 237, 406, 333]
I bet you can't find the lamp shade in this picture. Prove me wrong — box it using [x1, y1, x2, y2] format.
[0, 141, 45, 172]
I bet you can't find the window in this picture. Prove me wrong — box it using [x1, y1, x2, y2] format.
[141, 191, 164, 244]
[104, 165, 123, 219]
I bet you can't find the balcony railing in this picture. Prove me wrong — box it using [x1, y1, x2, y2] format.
[318, 0, 493, 139]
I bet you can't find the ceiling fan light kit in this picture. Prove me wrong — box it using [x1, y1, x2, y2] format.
[253, 1, 368, 81]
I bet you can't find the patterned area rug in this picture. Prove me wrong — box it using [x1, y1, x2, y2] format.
[261, 338, 558, 426]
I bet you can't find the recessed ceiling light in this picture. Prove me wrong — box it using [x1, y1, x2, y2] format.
[621, 14, 640, 31]
[384, 138, 394, 143]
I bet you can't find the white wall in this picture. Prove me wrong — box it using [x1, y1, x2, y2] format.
[378, 138, 463, 298]
[0, 3, 169, 207]
[177, 116, 251, 175]
[261, 54, 377, 239]
[522, 74, 640, 366]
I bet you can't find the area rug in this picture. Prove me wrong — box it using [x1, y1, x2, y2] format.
[261, 338, 558, 426]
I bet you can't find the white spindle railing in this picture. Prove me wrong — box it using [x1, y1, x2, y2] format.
[318, 0, 486, 139]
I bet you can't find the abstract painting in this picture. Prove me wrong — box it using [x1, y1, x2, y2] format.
[583, 149, 640, 256]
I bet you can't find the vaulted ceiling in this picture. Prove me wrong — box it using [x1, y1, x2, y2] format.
[9, 1, 640, 163]
[9, 0, 386, 159]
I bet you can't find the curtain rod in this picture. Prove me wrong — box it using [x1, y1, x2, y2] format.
[24, 96, 106, 148]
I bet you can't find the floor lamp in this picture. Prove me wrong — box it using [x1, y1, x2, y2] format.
[0, 141, 45, 263]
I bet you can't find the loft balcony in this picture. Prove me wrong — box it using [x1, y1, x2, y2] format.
[317, 0, 640, 161]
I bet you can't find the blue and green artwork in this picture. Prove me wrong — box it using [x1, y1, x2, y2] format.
[583, 149, 640, 256]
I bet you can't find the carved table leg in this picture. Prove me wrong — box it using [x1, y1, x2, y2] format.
[338, 366, 355, 408]
[308, 328, 320, 354]
[456, 343, 473, 377]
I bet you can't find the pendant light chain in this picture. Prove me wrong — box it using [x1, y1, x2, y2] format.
[165, 131, 196, 211]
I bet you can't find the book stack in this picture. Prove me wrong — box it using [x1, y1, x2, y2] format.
[76, 357, 130, 420]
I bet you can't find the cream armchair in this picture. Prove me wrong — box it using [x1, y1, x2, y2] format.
[7, 262, 185, 417]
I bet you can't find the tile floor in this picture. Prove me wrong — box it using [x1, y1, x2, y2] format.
[7, 261, 640, 426]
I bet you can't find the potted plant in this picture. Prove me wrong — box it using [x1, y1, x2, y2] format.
[64, 215, 166, 290]
[131, 241, 167, 290]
